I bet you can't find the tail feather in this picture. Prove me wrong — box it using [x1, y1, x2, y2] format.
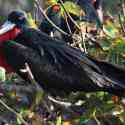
[87, 57, 125, 95]
[89, 57, 125, 83]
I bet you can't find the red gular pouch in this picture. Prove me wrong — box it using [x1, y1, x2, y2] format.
[0, 27, 21, 73]
[0, 26, 21, 43]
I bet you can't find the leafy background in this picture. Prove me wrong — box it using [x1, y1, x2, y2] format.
[1, 0, 125, 125]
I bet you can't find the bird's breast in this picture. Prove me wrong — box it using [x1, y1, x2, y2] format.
[0, 49, 14, 73]
[0, 26, 20, 73]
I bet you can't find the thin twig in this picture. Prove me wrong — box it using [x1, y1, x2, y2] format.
[120, 0, 125, 17]
[64, 13, 72, 34]
[120, 0, 125, 32]
[48, 96, 72, 108]
[80, 31, 87, 53]
[118, 13, 125, 34]
[0, 99, 29, 125]
[24, 62, 44, 95]
[58, 0, 80, 30]
[58, 0, 89, 53]
[24, 63, 54, 115]
[93, 116, 101, 125]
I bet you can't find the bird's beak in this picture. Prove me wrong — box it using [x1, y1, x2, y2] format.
[0, 21, 15, 35]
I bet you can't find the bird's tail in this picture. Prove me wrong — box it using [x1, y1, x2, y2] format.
[87, 57, 125, 96]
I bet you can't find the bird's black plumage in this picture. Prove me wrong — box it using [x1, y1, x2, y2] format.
[39, 4, 62, 35]
[1, 11, 125, 96]
[39, 4, 79, 43]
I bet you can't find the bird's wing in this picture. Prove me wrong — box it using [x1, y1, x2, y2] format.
[89, 57, 125, 84]
[20, 28, 102, 74]
[21, 28, 125, 80]
[34, 30, 125, 92]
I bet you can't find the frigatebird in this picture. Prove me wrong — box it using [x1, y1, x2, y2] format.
[0, 11, 125, 96]
[39, 4, 78, 43]
[39, 4, 62, 36]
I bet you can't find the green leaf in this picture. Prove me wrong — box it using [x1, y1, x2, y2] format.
[0, 16, 5, 22]
[35, 89, 44, 106]
[27, 13, 37, 29]
[103, 20, 119, 38]
[78, 116, 89, 125]
[61, 1, 81, 16]
[47, 0, 58, 5]
[0, 67, 6, 82]
[56, 116, 62, 125]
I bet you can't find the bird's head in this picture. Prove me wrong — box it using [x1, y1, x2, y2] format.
[0, 10, 27, 43]
[8, 10, 27, 27]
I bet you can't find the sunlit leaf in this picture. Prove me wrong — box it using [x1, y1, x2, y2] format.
[17, 108, 27, 124]
[56, 116, 62, 125]
[0, 67, 6, 81]
[27, 13, 38, 29]
[34, 89, 44, 106]
[47, 0, 58, 5]
[63, 121, 72, 125]
[103, 20, 119, 38]
[0, 16, 5, 22]
[61, 1, 81, 16]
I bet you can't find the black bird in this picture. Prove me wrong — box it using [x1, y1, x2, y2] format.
[39, 4, 78, 44]
[39, 4, 62, 36]
[1, 11, 125, 96]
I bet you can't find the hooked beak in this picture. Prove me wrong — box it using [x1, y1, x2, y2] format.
[0, 21, 15, 35]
